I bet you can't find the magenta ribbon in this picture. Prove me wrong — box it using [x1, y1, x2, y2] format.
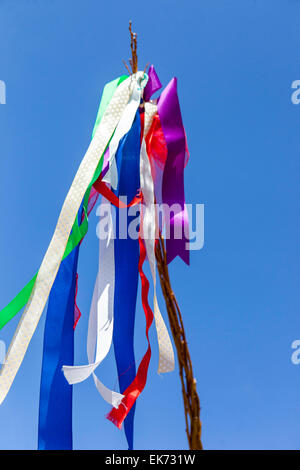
[145, 66, 189, 265]
[144, 65, 162, 101]
[100, 147, 110, 179]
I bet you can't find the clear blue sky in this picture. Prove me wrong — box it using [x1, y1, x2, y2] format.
[0, 0, 300, 450]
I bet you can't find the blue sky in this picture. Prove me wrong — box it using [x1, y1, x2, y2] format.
[0, 0, 300, 450]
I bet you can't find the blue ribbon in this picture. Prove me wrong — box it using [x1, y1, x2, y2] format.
[38, 224, 81, 449]
[113, 110, 140, 450]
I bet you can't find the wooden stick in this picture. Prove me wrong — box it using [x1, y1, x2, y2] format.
[129, 21, 138, 74]
[155, 234, 203, 450]
[122, 59, 132, 76]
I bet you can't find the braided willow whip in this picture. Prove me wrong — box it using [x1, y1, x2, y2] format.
[155, 234, 203, 450]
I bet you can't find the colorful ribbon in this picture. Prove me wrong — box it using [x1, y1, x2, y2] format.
[139, 136, 174, 374]
[38, 171, 106, 450]
[108, 110, 141, 450]
[0, 72, 148, 406]
[62, 79, 144, 407]
[38, 215, 81, 450]
[63, 196, 124, 407]
[37, 77, 128, 450]
[144, 66, 189, 265]
[0, 66, 191, 451]
[0, 76, 128, 332]
[106, 107, 175, 433]
[107, 235, 153, 431]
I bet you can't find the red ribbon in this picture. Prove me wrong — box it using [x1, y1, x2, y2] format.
[145, 113, 168, 177]
[74, 187, 100, 330]
[93, 180, 142, 208]
[73, 274, 81, 330]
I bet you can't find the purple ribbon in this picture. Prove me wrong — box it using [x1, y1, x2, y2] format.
[100, 147, 110, 179]
[144, 65, 162, 102]
[145, 66, 189, 265]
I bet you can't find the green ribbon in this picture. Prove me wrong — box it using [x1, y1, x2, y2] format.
[0, 74, 128, 331]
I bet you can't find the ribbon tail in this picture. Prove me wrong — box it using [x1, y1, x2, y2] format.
[62, 198, 124, 408]
[109, 110, 141, 450]
[140, 137, 175, 373]
[106, 236, 153, 429]
[38, 214, 81, 450]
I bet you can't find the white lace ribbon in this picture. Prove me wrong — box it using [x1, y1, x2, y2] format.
[103, 78, 144, 189]
[63, 198, 123, 408]
[141, 103, 175, 373]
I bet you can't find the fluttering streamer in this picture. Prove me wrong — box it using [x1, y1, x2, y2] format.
[108, 111, 141, 449]
[0, 66, 190, 449]
[38, 216, 81, 450]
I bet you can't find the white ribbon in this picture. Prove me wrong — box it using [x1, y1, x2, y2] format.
[63, 198, 123, 408]
[141, 103, 175, 373]
[103, 77, 146, 189]
[0, 72, 148, 404]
